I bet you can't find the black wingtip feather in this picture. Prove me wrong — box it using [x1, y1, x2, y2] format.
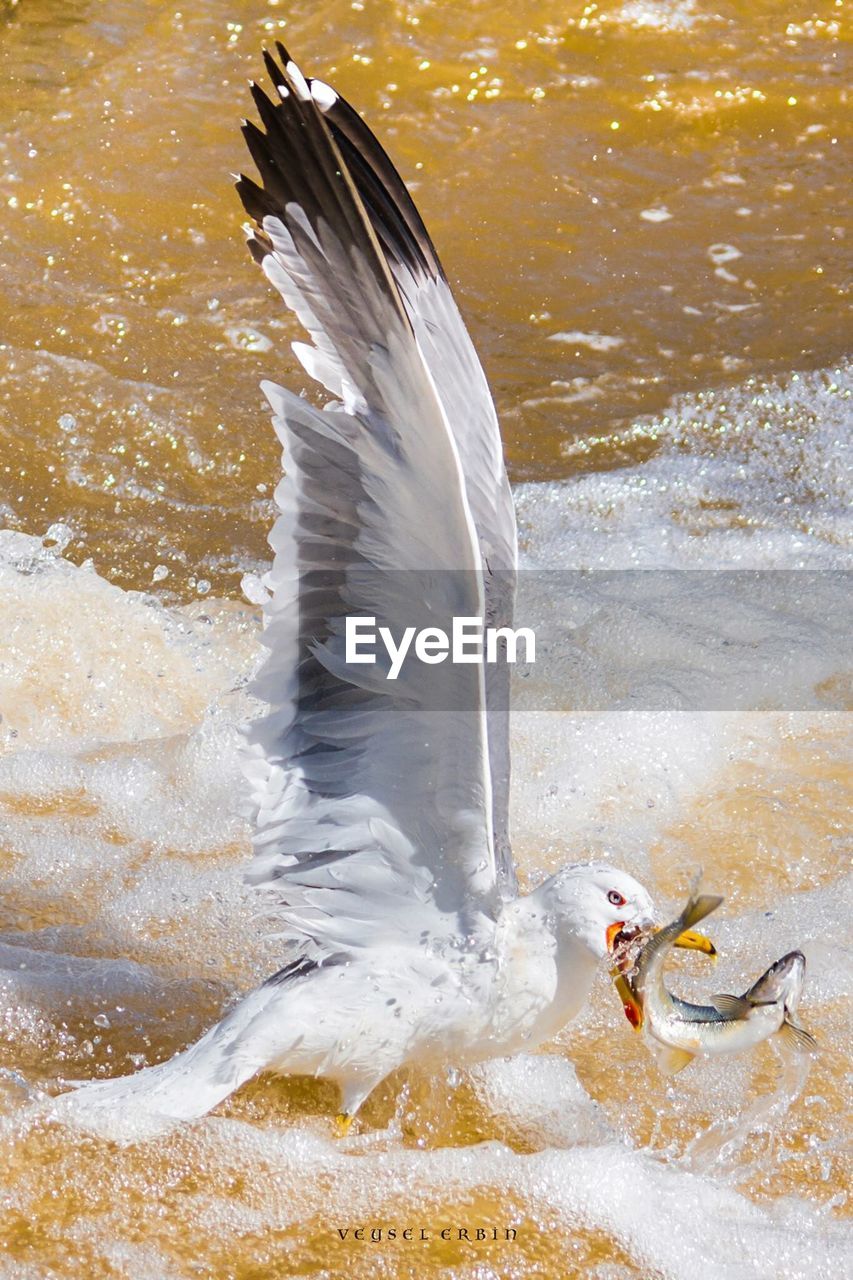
[235, 173, 278, 226]
[250, 80, 283, 135]
[262, 47, 283, 90]
[238, 44, 429, 340]
[274, 40, 294, 69]
[240, 44, 444, 288]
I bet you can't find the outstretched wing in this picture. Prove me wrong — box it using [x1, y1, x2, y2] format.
[236, 50, 506, 953]
[252, 47, 518, 895]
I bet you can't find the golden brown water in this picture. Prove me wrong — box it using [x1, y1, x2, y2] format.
[1, 0, 848, 597]
[0, 2, 850, 1277]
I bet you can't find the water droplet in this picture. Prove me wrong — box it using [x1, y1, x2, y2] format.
[43, 523, 73, 553]
[241, 573, 270, 605]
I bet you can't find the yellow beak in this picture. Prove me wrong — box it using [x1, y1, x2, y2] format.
[612, 971, 644, 1030]
[606, 922, 716, 957]
[671, 926, 716, 956]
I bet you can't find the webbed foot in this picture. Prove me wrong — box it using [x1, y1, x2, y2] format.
[335, 1111, 354, 1137]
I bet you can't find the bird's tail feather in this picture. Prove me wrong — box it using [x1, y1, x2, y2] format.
[54, 988, 275, 1141]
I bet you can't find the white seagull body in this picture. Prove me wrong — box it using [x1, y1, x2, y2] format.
[58, 47, 665, 1139]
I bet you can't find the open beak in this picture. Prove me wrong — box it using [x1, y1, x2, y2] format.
[606, 923, 647, 1030]
[606, 920, 716, 957]
[612, 971, 644, 1030]
[606, 921, 634, 953]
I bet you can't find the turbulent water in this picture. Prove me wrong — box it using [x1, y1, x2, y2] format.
[0, 2, 850, 1277]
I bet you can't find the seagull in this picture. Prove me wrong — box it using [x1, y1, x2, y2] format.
[57, 46, 709, 1139]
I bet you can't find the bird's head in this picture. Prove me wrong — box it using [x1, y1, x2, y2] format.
[539, 862, 716, 965]
[541, 863, 656, 960]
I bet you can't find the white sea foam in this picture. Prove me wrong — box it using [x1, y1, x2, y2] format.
[613, 0, 705, 32]
[519, 363, 851, 570]
[0, 359, 850, 1274]
[547, 330, 624, 352]
[507, 364, 851, 873]
[55, 1114, 843, 1280]
[0, 528, 261, 752]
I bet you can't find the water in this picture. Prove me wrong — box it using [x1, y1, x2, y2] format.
[0, 1, 850, 1276]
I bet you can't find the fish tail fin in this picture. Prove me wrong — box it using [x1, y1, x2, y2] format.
[650, 1041, 695, 1076]
[779, 1017, 818, 1053]
[680, 894, 724, 931]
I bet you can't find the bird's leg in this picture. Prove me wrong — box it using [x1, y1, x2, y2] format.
[335, 1111, 355, 1137]
[332, 1069, 388, 1137]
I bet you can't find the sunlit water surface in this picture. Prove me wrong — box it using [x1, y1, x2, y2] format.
[0, 1, 850, 1277]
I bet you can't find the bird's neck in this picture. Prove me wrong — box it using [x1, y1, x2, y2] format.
[487, 890, 599, 1055]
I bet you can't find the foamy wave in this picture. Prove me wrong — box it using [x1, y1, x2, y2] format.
[0, 529, 261, 752]
[0, 357, 849, 1272]
[518, 364, 851, 570]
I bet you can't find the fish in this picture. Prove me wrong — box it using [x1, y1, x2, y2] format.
[611, 893, 817, 1075]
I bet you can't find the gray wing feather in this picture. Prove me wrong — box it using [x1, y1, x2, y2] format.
[261, 54, 518, 894]
[237, 50, 503, 950]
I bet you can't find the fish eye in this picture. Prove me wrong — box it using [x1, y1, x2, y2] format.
[607, 890, 626, 907]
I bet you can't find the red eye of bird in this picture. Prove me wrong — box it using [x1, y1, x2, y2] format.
[608, 890, 626, 907]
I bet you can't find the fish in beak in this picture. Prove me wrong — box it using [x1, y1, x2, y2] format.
[606, 920, 716, 959]
[607, 916, 715, 1030]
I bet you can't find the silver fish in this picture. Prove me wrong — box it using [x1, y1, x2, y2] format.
[612, 893, 817, 1075]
